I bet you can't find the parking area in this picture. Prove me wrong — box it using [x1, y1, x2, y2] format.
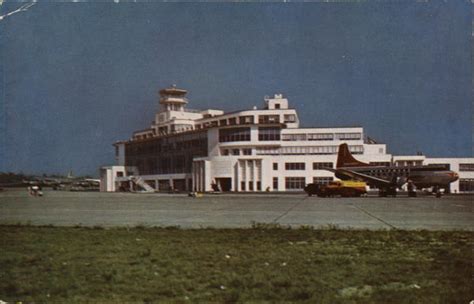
[0, 188, 472, 230]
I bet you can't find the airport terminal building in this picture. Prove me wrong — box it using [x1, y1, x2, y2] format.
[100, 86, 474, 193]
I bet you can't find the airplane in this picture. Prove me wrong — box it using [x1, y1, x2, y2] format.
[22, 172, 100, 191]
[326, 143, 459, 197]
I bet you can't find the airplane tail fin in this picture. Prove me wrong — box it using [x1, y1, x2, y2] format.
[336, 144, 369, 168]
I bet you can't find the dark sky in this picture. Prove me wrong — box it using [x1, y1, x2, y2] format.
[1, 2, 472, 176]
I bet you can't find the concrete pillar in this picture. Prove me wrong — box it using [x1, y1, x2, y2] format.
[234, 162, 239, 192]
[192, 163, 196, 191]
[244, 160, 249, 191]
[252, 160, 257, 192]
[204, 161, 212, 192]
[199, 162, 204, 192]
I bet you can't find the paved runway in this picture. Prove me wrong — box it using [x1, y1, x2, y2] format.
[0, 189, 472, 230]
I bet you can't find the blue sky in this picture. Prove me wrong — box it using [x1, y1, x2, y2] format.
[0, 2, 472, 176]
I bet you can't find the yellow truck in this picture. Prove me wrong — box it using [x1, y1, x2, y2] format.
[304, 180, 367, 197]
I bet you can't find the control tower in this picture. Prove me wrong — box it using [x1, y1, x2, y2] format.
[159, 85, 188, 112]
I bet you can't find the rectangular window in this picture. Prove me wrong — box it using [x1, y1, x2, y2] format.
[219, 119, 227, 126]
[369, 162, 390, 167]
[257, 181, 261, 191]
[258, 115, 280, 124]
[459, 164, 474, 172]
[116, 171, 124, 177]
[459, 179, 474, 192]
[313, 162, 333, 170]
[243, 149, 252, 155]
[282, 134, 307, 141]
[248, 181, 254, 191]
[285, 177, 306, 190]
[428, 163, 450, 170]
[336, 133, 362, 140]
[232, 149, 240, 156]
[219, 127, 251, 142]
[228, 117, 237, 125]
[313, 177, 334, 185]
[273, 163, 278, 170]
[348, 145, 364, 154]
[285, 162, 306, 170]
[241, 181, 246, 191]
[273, 177, 278, 190]
[258, 127, 281, 141]
[283, 114, 296, 123]
[239, 116, 254, 125]
[307, 133, 334, 141]
[222, 149, 229, 156]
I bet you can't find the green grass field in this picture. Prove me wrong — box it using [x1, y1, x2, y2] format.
[0, 225, 472, 303]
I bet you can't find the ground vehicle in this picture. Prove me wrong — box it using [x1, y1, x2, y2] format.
[304, 180, 367, 197]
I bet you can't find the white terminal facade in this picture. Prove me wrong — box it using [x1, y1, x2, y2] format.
[101, 86, 474, 193]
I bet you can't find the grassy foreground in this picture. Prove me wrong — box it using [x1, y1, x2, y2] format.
[0, 225, 472, 303]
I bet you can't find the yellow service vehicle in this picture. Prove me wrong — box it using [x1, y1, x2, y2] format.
[304, 180, 367, 197]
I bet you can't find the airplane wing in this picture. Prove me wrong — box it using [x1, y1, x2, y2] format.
[324, 168, 393, 188]
[84, 179, 100, 183]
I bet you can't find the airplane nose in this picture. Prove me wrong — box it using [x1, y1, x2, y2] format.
[450, 172, 459, 182]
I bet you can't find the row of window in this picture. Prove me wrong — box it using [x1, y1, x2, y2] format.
[370, 162, 391, 167]
[219, 127, 251, 142]
[281, 133, 361, 141]
[258, 115, 280, 124]
[195, 114, 297, 131]
[336, 133, 362, 140]
[258, 127, 281, 141]
[459, 179, 474, 192]
[272, 162, 334, 171]
[222, 148, 252, 156]
[256, 145, 364, 155]
[459, 164, 474, 172]
[218, 127, 283, 142]
[218, 127, 364, 145]
[285, 163, 305, 170]
[395, 161, 423, 167]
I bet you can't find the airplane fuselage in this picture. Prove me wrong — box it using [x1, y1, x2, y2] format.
[335, 165, 459, 189]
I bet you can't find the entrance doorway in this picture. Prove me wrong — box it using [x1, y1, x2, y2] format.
[216, 178, 232, 192]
